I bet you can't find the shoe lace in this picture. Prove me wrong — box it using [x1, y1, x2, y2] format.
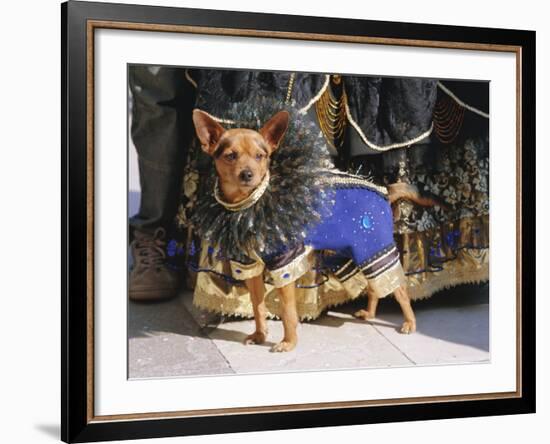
[132, 228, 167, 268]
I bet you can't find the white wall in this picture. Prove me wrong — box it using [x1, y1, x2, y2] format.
[0, 0, 547, 443]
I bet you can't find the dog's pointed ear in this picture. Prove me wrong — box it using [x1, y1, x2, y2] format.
[259, 111, 289, 153]
[192, 109, 226, 156]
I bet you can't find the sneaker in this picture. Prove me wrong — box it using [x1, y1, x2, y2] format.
[129, 228, 180, 302]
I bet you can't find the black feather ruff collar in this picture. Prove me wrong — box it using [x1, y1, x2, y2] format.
[191, 103, 335, 263]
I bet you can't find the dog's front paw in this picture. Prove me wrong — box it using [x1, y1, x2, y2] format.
[354, 309, 375, 320]
[270, 340, 296, 353]
[400, 321, 416, 334]
[244, 330, 268, 345]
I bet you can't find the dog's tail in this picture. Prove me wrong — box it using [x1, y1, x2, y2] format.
[387, 182, 450, 210]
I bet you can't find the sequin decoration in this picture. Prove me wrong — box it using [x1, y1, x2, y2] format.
[360, 212, 376, 232]
[361, 214, 373, 230]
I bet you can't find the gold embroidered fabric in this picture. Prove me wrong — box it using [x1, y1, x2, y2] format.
[367, 261, 407, 299]
[227, 245, 314, 287]
[406, 247, 488, 300]
[229, 258, 264, 281]
[193, 265, 362, 321]
[397, 215, 489, 299]
[192, 215, 489, 320]
[268, 246, 314, 288]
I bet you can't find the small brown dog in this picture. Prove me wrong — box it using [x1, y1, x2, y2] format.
[192, 109, 416, 352]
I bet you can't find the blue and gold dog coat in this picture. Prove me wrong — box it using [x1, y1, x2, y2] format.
[224, 172, 406, 301]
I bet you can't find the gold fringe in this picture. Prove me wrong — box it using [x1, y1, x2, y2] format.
[192, 247, 488, 320]
[406, 248, 488, 300]
[315, 78, 347, 150]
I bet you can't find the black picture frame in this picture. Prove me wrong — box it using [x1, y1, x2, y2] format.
[61, 1, 536, 442]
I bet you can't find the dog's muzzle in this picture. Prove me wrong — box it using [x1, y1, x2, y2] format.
[239, 169, 254, 183]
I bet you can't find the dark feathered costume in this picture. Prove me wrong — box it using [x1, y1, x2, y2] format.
[191, 103, 335, 263]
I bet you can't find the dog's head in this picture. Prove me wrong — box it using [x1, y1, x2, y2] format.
[192, 109, 289, 202]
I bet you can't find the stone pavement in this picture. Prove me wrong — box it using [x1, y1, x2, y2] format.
[128, 284, 489, 379]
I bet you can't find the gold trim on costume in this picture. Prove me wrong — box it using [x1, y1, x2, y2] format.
[268, 246, 313, 288]
[333, 259, 355, 280]
[193, 108, 237, 125]
[437, 81, 489, 119]
[345, 99, 434, 152]
[229, 258, 265, 280]
[317, 169, 389, 195]
[360, 246, 398, 273]
[406, 248, 489, 300]
[363, 256, 400, 280]
[397, 215, 489, 299]
[298, 75, 330, 114]
[367, 261, 407, 299]
[184, 69, 198, 89]
[285, 72, 296, 104]
[339, 269, 369, 298]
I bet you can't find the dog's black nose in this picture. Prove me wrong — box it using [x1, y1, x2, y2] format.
[239, 169, 254, 183]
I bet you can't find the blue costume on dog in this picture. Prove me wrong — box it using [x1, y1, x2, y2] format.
[228, 172, 406, 300]
[306, 186, 395, 267]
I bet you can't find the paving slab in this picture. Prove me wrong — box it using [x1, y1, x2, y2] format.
[128, 294, 233, 379]
[204, 308, 413, 375]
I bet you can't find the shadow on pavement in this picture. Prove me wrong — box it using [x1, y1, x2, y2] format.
[128, 294, 205, 340]
[327, 283, 490, 352]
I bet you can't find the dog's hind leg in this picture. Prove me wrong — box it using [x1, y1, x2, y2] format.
[394, 284, 416, 334]
[244, 275, 269, 345]
[271, 282, 298, 352]
[354, 291, 379, 320]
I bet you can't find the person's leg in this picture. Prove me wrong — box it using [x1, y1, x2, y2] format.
[129, 65, 195, 301]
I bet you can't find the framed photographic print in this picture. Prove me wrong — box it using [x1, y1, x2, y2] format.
[61, 0, 535, 442]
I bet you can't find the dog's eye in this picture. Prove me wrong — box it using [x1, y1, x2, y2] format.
[256, 153, 264, 161]
[225, 152, 237, 161]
